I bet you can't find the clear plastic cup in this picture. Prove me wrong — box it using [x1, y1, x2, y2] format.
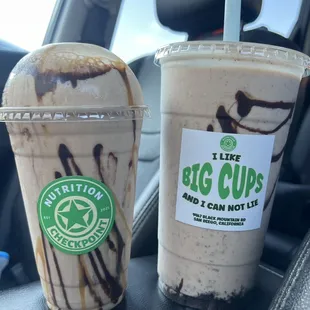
[0, 41, 149, 310]
[0, 106, 149, 310]
[155, 41, 310, 308]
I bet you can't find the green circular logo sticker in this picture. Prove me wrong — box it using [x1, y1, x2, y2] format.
[38, 176, 115, 255]
[220, 135, 237, 152]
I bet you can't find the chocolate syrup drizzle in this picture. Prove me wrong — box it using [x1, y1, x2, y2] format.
[50, 245, 71, 309]
[207, 124, 214, 132]
[93, 144, 105, 184]
[50, 143, 126, 307]
[40, 230, 57, 307]
[106, 236, 117, 252]
[78, 256, 103, 308]
[210, 91, 295, 210]
[34, 65, 112, 101]
[175, 278, 184, 294]
[55, 144, 82, 177]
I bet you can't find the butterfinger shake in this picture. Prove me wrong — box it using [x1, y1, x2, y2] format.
[1, 43, 148, 310]
[155, 42, 309, 309]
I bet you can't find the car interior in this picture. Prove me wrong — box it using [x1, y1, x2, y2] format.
[1, 0, 310, 309]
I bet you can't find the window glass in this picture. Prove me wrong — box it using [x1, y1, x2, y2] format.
[112, 0, 302, 64]
[244, 0, 302, 37]
[0, 0, 56, 51]
[111, 0, 186, 63]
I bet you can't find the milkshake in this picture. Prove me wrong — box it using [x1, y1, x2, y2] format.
[1, 43, 148, 310]
[155, 42, 309, 309]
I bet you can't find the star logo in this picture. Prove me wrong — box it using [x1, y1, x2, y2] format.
[57, 199, 91, 231]
[220, 135, 237, 152]
[38, 176, 115, 255]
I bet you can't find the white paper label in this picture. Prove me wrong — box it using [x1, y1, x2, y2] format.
[175, 129, 275, 231]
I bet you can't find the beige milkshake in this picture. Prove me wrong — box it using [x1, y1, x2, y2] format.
[155, 42, 309, 309]
[1, 43, 148, 310]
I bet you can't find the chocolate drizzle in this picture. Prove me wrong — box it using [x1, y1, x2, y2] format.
[50, 245, 72, 309]
[175, 278, 183, 294]
[95, 248, 124, 303]
[272, 146, 286, 163]
[235, 91, 294, 117]
[113, 224, 125, 280]
[40, 230, 58, 307]
[108, 152, 118, 186]
[78, 256, 103, 308]
[216, 106, 238, 133]
[216, 91, 295, 135]
[88, 251, 111, 296]
[93, 144, 105, 184]
[33, 58, 135, 107]
[56, 144, 83, 176]
[34, 65, 112, 101]
[132, 120, 136, 142]
[207, 124, 214, 132]
[21, 128, 32, 141]
[52, 143, 126, 305]
[116, 66, 134, 107]
[106, 236, 117, 252]
[93, 143, 125, 291]
[215, 91, 296, 211]
[54, 171, 62, 179]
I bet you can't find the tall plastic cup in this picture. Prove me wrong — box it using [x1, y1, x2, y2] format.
[0, 43, 149, 310]
[155, 41, 310, 309]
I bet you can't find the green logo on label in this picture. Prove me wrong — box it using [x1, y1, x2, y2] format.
[38, 176, 115, 255]
[220, 135, 237, 152]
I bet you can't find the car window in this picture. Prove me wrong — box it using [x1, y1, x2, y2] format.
[110, 0, 187, 63]
[244, 0, 302, 37]
[0, 0, 56, 51]
[112, 0, 303, 64]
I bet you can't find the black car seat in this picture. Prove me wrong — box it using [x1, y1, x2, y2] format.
[129, 56, 161, 200]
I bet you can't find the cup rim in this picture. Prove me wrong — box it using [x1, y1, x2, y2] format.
[154, 41, 310, 71]
[0, 105, 150, 123]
